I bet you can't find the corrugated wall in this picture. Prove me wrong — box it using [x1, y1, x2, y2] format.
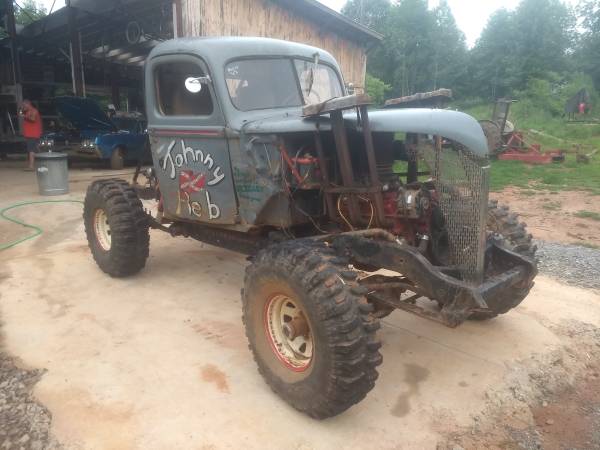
[180, 0, 367, 88]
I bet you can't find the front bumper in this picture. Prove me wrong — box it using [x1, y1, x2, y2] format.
[329, 230, 537, 327]
[53, 144, 104, 160]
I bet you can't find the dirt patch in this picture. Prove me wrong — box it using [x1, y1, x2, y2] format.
[437, 320, 600, 450]
[0, 351, 61, 450]
[491, 188, 600, 247]
[531, 375, 600, 450]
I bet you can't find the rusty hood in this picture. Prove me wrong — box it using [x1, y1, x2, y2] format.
[241, 108, 488, 157]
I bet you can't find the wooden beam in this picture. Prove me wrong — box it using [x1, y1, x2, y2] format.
[110, 65, 121, 110]
[302, 94, 372, 117]
[67, 2, 85, 96]
[172, 0, 183, 38]
[126, 55, 146, 64]
[359, 105, 386, 226]
[330, 110, 361, 224]
[314, 131, 337, 221]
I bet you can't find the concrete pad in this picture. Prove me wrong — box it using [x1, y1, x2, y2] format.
[1, 164, 599, 449]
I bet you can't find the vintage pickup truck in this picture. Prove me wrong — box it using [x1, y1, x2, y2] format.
[40, 96, 149, 169]
[83, 37, 537, 419]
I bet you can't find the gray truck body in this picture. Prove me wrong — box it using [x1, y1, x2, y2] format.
[144, 37, 487, 228]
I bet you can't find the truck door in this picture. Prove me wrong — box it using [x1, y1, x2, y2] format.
[146, 55, 237, 224]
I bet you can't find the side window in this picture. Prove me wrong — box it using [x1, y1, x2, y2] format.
[155, 62, 214, 116]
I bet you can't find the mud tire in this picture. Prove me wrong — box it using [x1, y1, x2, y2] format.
[470, 200, 537, 320]
[84, 179, 149, 277]
[242, 240, 382, 419]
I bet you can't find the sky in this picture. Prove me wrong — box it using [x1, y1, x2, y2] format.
[37, 0, 576, 48]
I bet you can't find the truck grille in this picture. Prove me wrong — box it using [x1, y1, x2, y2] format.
[421, 142, 490, 284]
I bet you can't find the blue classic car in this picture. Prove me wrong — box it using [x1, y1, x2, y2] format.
[41, 96, 150, 169]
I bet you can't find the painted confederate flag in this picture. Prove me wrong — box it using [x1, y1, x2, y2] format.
[179, 170, 206, 195]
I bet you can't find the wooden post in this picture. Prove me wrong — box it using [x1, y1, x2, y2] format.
[330, 110, 361, 224]
[5, 0, 23, 133]
[314, 131, 337, 221]
[406, 134, 419, 184]
[110, 66, 121, 110]
[359, 105, 386, 225]
[67, 1, 84, 97]
[172, 0, 183, 38]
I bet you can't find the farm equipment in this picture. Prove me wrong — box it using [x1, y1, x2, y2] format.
[83, 37, 537, 418]
[479, 99, 565, 164]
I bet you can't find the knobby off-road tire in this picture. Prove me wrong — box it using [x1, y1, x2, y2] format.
[470, 200, 537, 320]
[242, 240, 383, 419]
[84, 179, 149, 277]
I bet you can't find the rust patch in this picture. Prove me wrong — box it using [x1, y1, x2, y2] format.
[192, 320, 243, 350]
[200, 364, 230, 394]
[68, 243, 90, 253]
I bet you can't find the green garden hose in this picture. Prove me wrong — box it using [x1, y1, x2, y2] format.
[0, 200, 84, 251]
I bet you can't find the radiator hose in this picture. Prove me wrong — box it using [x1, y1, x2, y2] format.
[0, 200, 83, 251]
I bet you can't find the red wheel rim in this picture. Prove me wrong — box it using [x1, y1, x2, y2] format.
[263, 293, 313, 372]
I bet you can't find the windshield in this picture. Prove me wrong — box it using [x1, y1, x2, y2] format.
[294, 59, 344, 105]
[225, 58, 344, 112]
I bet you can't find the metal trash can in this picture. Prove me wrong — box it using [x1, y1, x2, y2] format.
[35, 152, 69, 196]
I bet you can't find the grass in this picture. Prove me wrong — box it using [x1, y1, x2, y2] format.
[519, 190, 538, 196]
[488, 154, 600, 193]
[460, 101, 600, 193]
[575, 210, 600, 221]
[390, 103, 600, 194]
[542, 201, 562, 211]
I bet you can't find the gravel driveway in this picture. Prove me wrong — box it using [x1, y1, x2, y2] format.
[0, 352, 60, 450]
[536, 240, 600, 290]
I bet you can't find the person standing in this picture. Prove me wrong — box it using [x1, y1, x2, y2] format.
[19, 100, 43, 171]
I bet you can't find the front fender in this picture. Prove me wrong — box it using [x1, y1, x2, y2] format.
[344, 109, 489, 158]
[95, 141, 115, 159]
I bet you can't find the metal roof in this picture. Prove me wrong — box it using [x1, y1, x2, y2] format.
[70, 0, 383, 45]
[4, 0, 171, 67]
[3, 0, 381, 71]
[271, 0, 382, 43]
[148, 36, 340, 67]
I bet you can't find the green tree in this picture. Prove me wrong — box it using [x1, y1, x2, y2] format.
[469, 9, 520, 99]
[365, 73, 391, 105]
[14, 0, 47, 26]
[342, 0, 393, 98]
[575, 0, 600, 90]
[379, 0, 437, 97]
[512, 0, 574, 80]
[341, 0, 391, 33]
[431, 0, 468, 92]
[470, 0, 574, 98]
[342, 0, 467, 98]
